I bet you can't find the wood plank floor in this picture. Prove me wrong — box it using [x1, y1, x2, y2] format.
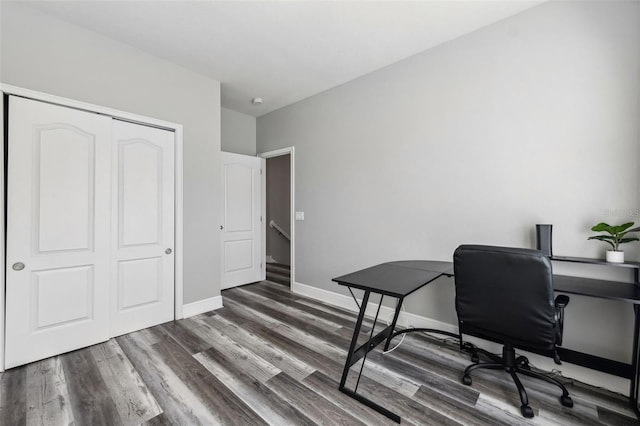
[1, 280, 637, 425]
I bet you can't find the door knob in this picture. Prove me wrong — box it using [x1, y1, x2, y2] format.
[165, 248, 172, 255]
[12, 262, 25, 271]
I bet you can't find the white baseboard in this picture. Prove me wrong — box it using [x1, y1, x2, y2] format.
[182, 296, 223, 318]
[291, 281, 628, 395]
[266, 255, 276, 263]
[291, 281, 456, 333]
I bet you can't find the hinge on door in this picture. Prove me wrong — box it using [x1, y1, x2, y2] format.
[260, 216, 263, 223]
[260, 169, 263, 175]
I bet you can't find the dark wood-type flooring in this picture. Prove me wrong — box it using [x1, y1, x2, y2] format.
[0, 279, 637, 425]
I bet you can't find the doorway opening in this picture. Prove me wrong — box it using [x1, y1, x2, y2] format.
[259, 147, 294, 288]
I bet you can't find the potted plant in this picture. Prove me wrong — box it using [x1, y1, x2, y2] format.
[588, 222, 640, 263]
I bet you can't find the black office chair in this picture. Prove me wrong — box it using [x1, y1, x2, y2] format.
[453, 245, 573, 418]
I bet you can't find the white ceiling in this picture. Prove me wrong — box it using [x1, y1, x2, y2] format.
[23, 1, 543, 117]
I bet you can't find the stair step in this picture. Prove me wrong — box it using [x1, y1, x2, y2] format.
[266, 263, 290, 276]
[265, 262, 290, 286]
[266, 271, 290, 286]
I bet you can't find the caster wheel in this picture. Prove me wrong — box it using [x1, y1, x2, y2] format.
[471, 354, 479, 363]
[521, 405, 534, 418]
[462, 374, 472, 386]
[517, 357, 531, 370]
[560, 395, 573, 408]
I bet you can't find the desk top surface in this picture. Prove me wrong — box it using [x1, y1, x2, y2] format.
[333, 259, 640, 304]
[385, 260, 455, 275]
[332, 261, 453, 298]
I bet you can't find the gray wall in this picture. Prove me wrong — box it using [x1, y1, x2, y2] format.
[266, 155, 291, 265]
[1, 3, 222, 304]
[221, 107, 256, 156]
[257, 0, 640, 373]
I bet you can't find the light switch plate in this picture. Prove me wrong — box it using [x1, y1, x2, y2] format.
[295, 211, 305, 221]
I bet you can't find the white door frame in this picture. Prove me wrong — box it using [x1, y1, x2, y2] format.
[0, 89, 5, 372]
[0, 84, 185, 371]
[258, 147, 295, 286]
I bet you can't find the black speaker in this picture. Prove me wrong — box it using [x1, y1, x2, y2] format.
[536, 224, 553, 257]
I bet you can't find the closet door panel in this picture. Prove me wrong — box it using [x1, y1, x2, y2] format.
[119, 140, 162, 247]
[37, 126, 95, 252]
[111, 120, 175, 337]
[5, 96, 112, 368]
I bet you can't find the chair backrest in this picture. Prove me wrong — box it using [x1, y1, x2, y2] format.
[453, 245, 557, 351]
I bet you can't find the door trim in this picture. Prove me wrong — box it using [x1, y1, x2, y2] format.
[258, 147, 295, 287]
[1, 92, 5, 372]
[0, 84, 185, 371]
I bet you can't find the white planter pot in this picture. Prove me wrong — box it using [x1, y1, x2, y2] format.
[606, 250, 624, 263]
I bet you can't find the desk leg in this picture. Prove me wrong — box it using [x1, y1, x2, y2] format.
[384, 297, 404, 352]
[340, 290, 370, 390]
[339, 290, 402, 423]
[631, 304, 640, 419]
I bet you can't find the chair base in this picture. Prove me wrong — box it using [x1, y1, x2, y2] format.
[461, 343, 573, 418]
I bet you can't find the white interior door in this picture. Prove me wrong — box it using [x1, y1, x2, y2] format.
[5, 96, 112, 368]
[111, 120, 175, 337]
[221, 152, 264, 289]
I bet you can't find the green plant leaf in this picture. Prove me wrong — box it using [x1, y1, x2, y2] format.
[619, 237, 640, 244]
[588, 235, 616, 241]
[588, 235, 616, 249]
[628, 227, 640, 232]
[612, 222, 635, 234]
[590, 222, 611, 232]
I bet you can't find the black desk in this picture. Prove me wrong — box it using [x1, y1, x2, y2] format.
[334, 260, 640, 422]
[553, 275, 640, 420]
[332, 261, 454, 423]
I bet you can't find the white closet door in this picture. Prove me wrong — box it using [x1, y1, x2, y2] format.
[221, 152, 264, 289]
[5, 96, 112, 368]
[110, 120, 175, 337]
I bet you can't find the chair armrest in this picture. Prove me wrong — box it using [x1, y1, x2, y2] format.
[555, 294, 570, 309]
[554, 295, 570, 349]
